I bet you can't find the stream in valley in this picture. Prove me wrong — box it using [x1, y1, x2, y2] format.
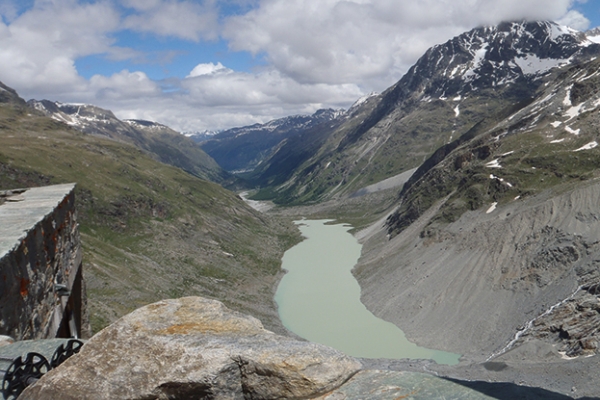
[275, 219, 460, 364]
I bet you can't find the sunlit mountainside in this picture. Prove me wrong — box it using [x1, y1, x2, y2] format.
[0, 82, 299, 334]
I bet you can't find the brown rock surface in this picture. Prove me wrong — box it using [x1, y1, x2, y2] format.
[21, 297, 361, 400]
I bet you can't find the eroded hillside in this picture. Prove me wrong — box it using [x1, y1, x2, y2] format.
[346, 23, 600, 397]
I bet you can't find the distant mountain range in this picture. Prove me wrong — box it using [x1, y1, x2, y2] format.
[184, 130, 219, 142]
[28, 99, 230, 184]
[194, 108, 346, 172]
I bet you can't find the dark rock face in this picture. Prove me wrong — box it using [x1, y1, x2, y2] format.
[0, 82, 27, 105]
[515, 290, 600, 358]
[199, 108, 345, 172]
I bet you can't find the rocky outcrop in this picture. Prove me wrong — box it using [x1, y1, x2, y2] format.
[20, 297, 361, 400]
[512, 289, 600, 358]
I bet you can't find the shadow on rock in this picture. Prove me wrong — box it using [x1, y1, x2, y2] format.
[443, 378, 600, 400]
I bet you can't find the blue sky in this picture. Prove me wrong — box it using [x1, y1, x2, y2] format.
[0, 0, 597, 132]
[575, 1, 600, 27]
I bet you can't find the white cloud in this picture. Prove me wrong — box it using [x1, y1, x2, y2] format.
[0, 2, 20, 22]
[223, 0, 576, 92]
[122, 0, 164, 12]
[0, 0, 118, 96]
[187, 62, 231, 77]
[122, 0, 219, 41]
[90, 70, 161, 100]
[182, 65, 362, 106]
[113, 65, 363, 131]
[0, 0, 592, 132]
[557, 10, 590, 30]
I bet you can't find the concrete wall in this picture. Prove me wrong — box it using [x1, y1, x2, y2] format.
[0, 183, 88, 340]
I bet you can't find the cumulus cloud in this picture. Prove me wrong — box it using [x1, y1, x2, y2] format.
[187, 62, 231, 77]
[183, 65, 362, 106]
[557, 10, 590, 30]
[111, 64, 362, 131]
[0, 0, 592, 132]
[90, 70, 161, 100]
[223, 0, 576, 91]
[122, 0, 219, 41]
[0, 0, 119, 96]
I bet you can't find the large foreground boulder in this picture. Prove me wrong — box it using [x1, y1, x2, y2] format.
[21, 297, 361, 399]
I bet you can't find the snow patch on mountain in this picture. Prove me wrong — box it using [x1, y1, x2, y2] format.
[486, 202, 498, 214]
[490, 174, 513, 187]
[485, 159, 502, 168]
[124, 119, 168, 131]
[407, 20, 600, 100]
[458, 45, 488, 82]
[550, 23, 579, 39]
[565, 104, 584, 122]
[565, 126, 580, 135]
[350, 92, 378, 109]
[513, 55, 570, 75]
[574, 141, 598, 151]
[587, 35, 600, 44]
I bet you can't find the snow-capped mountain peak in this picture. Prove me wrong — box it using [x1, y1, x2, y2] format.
[349, 92, 379, 111]
[401, 21, 600, 99]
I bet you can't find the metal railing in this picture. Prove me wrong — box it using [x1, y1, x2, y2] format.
[0, 339, 83, 400]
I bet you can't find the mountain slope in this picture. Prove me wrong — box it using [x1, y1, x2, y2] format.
[28, 100, 230, 184]
[1, 84, 299, 334]
[346, 24, 600, 394]
[386, 53, 600, 236]
[251, 21, 600, 204]
[198, 108, 344, 173]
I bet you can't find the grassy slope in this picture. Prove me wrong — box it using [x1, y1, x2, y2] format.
[0, 97, 299, 334]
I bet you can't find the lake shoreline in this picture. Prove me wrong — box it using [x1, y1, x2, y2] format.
[275, 219, 460, 364]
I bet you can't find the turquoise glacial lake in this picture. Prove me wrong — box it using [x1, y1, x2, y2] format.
[275, 219, 460, 364]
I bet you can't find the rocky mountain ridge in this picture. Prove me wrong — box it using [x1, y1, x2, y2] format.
[197, 108, 346, 173]
[28, 99, 229, 183]
[386, 48, 600, 235]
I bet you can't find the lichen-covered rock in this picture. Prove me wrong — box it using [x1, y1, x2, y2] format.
[21, 297, 361, 400]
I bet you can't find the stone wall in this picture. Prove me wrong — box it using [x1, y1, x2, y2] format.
[0, 183, 89, 340]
